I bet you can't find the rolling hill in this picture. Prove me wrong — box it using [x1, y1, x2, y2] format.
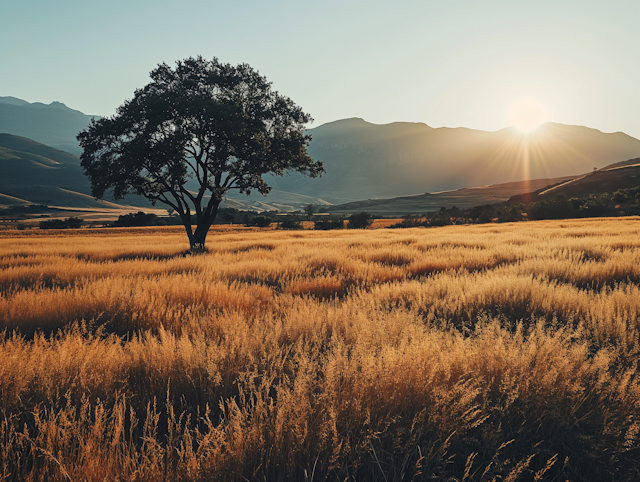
[0, 97, 99, 155]
[3, 96, 640, 212]
[325, 176, 579, 216]
[328, 158, 640, 216]
[273, 118, 640, 203]
[0, 133, 135, 210]
[508, 159, 640, 204]
[0, 134, 329, 214]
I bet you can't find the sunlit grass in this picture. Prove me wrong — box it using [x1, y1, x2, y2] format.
[1, 218, 640, 480]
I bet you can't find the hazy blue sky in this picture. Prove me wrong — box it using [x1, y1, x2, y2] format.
[2, 0, 639, 137]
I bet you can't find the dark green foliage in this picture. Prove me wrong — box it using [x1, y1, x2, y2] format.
[253, 215, 274, 228]
[613, 189, 629, 204]
[114, 211, 160, 227]
[388, 210, 458, 229]
[242, 212, 274, 227]
[528, 195, 576, 220]
[495, 204, 525, 223]
[523, 186, 640, 220]
[39, 219, 66, 229]
[577, 194, 615, 216]
[395, 214, 425, 228]
[278, 215, 303, 230]
[347, 211, 373, 229]
[469, 204, 495, 223]
[303, 203, 317, 220]
[39, 217, 83, 229]
[388, 185, 640, 230]
[78, 56, 323, 251]
[313, 218, 345, 230]
[526, 189, 640, 220]
[219, 209, 237, 225]
[426, 209, 452, 226]
[113, 211, 211, 227]
[65, 217, 83, 229]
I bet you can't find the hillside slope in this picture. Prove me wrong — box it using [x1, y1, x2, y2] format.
[4, 97, 640, 207]
[0, 97, 98, 155]
[327, 175, 578, 215]
[280, 119, 640, 203]
[509, 160, 640, 204]
[0, 134, 328, 213]
[0, 134, 123, 209]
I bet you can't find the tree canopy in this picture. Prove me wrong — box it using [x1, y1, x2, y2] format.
[303, 203, 318, 220]
[78, 56, 324, 250]
[347, 211, 374, 229]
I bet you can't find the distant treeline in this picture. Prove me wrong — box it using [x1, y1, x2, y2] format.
[390, 186, 640, 228]
[111, 209, 280, 228]
[39, 217, 84, 230]
[16, 185, 640, 232]
[111, 209, 375, 230]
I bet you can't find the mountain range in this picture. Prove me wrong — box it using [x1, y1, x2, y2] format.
[0, 133, 329, 214]
[324, 176, 579, 216]
[0, 96, 98, 155]
[287, 118, 640, 203]
[2, 96, 640, 216]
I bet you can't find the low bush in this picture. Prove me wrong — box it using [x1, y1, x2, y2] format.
[39, 217, 83, 229]
[314, 218, 345, 230]
[347, 211, 373, 229]
[278, 216, 303, 230]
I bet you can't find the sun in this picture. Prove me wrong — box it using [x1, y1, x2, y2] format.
[510, 99, 547, 132]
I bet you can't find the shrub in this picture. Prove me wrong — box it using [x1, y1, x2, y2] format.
[613, 189, 629, 204]
[469, 204, 495, 223]
[426, 210, 452, 227]
[39, 217, 84, 229]
[219, 209, 237, 225]
[254, 216, 273, 228]
[65, 217, 84, 229]
[314, 218, 345, 230]
[243, 214, 274, 227]
[278, 216, 302, 230]
[347, 211, 373, 229]
[114, 212, 158, 227]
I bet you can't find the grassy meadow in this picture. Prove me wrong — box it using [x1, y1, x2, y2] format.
[1, 218, 640, 481]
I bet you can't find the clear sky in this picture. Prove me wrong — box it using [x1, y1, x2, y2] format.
[2, 0, 639, 138]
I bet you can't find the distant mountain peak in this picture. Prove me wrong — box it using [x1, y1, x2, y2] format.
[0, 96, 97, 116]
[0, 96, 29, 106]
[313, 117, 432, 130]
[313, 117, 368, 128]
[0, 97, 100, 155]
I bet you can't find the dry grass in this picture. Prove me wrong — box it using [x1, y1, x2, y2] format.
[1, 218, 640, 481]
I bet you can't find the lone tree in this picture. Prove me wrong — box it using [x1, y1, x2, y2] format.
[303, 203, 318, 220]
[78, 56, 324, 251]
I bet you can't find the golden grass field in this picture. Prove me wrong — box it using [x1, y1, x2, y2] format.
[1, 218, 640, 481]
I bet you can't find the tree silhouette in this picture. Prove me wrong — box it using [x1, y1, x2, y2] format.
[303, 203, 318, 220]
[347, 211, 373, 229]
[78, 56, 324, 251]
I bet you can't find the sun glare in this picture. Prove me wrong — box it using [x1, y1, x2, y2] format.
[510, 99, 547, 132]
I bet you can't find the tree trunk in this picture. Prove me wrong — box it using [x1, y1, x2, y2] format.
[184, 200, 220, 253]
[190, 223, 209, 253]
[180, 215, 197, 252]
